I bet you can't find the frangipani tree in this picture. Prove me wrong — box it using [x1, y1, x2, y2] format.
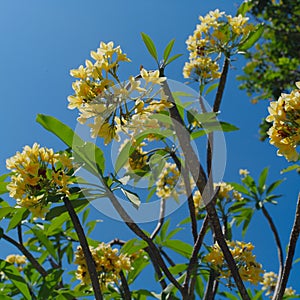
[0, 3, 299, 300]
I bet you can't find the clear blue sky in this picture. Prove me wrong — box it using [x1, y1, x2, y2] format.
[0, 0, 299, 296]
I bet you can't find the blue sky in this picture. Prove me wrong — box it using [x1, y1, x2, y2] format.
[0, 0, 299, 296]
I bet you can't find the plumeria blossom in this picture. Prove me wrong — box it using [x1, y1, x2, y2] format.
[204, 240, 264, 285]
[261, 271, 296, 297]
[183, 9, 255, 83]
[74, 243, 133, 290]
[6, 143, 74, 218]
[266, 81, 300, 161]
[68, 42, 172, 146]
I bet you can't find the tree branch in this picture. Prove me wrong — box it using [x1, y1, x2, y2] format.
[213, 57, 230, 113]
[261, 205, 284, 278]
[119, 270, 131, 300]
[2, 233, 48, 277]
[105, 188, 183, 293]
[163, 80, 250, 300]
[273, 193, 300, 300]
[62, 196, 103, 300]
[150, 198, 166, 240]
[170, 151, 198, 242]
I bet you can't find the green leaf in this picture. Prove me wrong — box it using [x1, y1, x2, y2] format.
[7, 207, 29, 232]
[266, 179, 284, 195]
[161, 240, 193, 258]
[121, 188, 141, 208]
[36, 114, 105, 177]
[141, 32, 158, 64]
[38, 269, 64, 300]
[205, 83, 219, 95]
[0, 260, 31, 300]
[0, 207, 14, 220]
[229, 182, 251, 195]
[121, 238, 147, 255]
[238, 24, 264, 51]
[165, 53, 183, 66]
[46, 199, 89, 220]
[281, 164, 300, 174]
[219, 122, 239, 132]
[0, 182, 8, 195]
[159, 219, 170, 242]
[163, 39, 175, 62]
[46, 200, 89, 235]
[30, 226, 58, 260]
[258, 167, 269, 194]
[237, 1, 253, 16]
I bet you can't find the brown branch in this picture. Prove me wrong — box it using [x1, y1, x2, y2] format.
[119, 270, 131, 300]
[261, 205, 284, 278]
[105, 188, 183, 293]
[170, 151, 198, 242]
[273, 193, 300, 300]
[17, 225, 23, 245]
[150, 198, 166, 240]
[213, 57, 230, 113]
[145, 246, 167, 289]
[62, 196, 103, 300]
[163, 80, 250, 300]
[2, 233, 48, 277]
[183, 215, 209, 298]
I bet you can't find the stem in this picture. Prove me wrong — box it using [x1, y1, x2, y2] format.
[273, 193, 300, 300]
[163, 80, 250, 300]
[261, 205, 284, 278]
[170, 151, 198, 242]
[119, 270, 131, 300]
[183, 215, 209, 298]
[62, 196, 103, 300]
[17, 225, 23, 245]
[150, 198, 166, 240]
[2, 233, 47, 277]
[204, 269, 217, 300]
[145, 246, 167, 289]
[105, 188, 183, 293]
[213, 57, 230, 113]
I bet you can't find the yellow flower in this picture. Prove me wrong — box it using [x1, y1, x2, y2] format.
[266, 81, 300, 161]
[239, 169, 249, 176]
[6, 144, 74, 218]
[140, 68, 166, 85]
[74, 243, 133, 290]
[205, 241, 264, 285]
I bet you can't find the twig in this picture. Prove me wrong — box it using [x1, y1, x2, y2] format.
[170, 151, 198, 242]
[105, 188, 183, 293]
[150, 198, 166, 240]
[213, 57, 230, 113]
[183, 215, 209, 297]
[119, 270, 131, 300]
[204, 269, 217, 300]
[17, 225, 23, 245]
[62, 196, 103, 300]
[261, 205, 284, 278]
[145, 246, 167, 289]
[2, 233, 48, 277]
[273, 193, 300, 300]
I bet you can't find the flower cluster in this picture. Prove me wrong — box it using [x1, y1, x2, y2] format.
[68, 41, 170, 145]
[214, 182, 243, 201]
[261, 271, 296, 297]
[204, 240, 264, 285]
[156, 162, 182, 200]
[266, 81, 300, 161]
[128, 146, 149, 172]
[6, 143, 74, 218]
[183, 9, 254, 82]
[74, 243, 132, 290]
[5, 254, 26, 271]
